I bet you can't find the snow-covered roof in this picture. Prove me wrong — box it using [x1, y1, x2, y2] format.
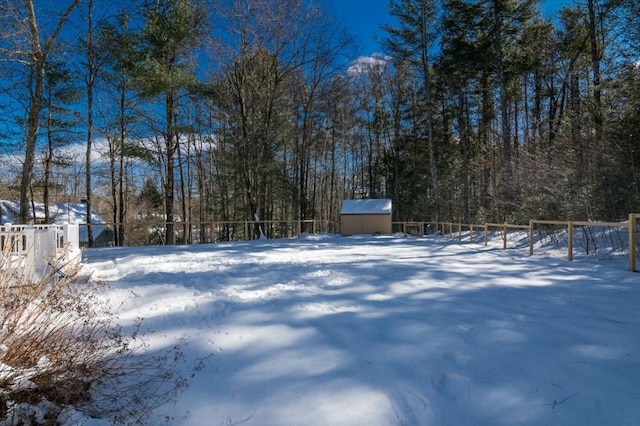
[0, 200, 109, 242]
[340, 199, 392, 215]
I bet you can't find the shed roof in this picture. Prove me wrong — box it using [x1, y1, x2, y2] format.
[340, 199, 392, 215]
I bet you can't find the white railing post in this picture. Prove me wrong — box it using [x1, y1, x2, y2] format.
[34, 228, 56, 279]
[2, 224, 81, 282]
[23, 226, 36, 281]
[1, 222, 11, 251]
[62, 223, 80, 250]
[62, 223, 80, 263]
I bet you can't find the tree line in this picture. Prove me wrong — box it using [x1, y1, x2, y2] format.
[0, 0, 638, 246]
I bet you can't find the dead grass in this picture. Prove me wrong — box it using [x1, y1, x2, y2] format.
[1, 242, 188, 425]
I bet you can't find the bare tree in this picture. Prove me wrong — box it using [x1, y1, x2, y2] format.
[210, 0, 352, 236]
[0, 0, 81, 224]
[81, 0, 104, 247]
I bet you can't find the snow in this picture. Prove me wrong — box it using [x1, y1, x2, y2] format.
[81, 233, 640, 425]
[1, 200, 108, 243]
[340, 199, 392, 215]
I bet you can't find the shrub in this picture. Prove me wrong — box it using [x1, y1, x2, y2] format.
[0, 243, 187, 425]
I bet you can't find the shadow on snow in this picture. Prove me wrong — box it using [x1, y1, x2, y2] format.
[83, 235, 640, 426]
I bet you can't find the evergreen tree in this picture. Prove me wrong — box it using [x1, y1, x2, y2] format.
[42, 60, 81, 222]
[97, 11, 143, 246]
[383, 0, 441, 221]
[134, 0, 208, 244]
[139, 178, 163, 209]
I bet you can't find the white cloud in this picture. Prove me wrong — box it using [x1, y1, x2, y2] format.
[347, 53, 391, 76]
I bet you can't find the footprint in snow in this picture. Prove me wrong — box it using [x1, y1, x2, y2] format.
[432, 372, 470, 401]
[442, 351, 471, 366]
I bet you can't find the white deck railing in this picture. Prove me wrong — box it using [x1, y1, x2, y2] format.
[1, 222, 81, 281]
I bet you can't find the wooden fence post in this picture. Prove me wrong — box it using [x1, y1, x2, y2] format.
[484, 223, 488, 246]
[568, 222, 574, 261]
[529, 220, 534, 256]
[630, 213, 637, 272]
[503, 224, 507, 249]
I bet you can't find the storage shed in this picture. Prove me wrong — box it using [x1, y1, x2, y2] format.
[340, 199, 392, 236]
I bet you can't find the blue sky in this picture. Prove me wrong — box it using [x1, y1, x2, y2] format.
[330, 0, 392, 55]
[330, 0, 569, 56]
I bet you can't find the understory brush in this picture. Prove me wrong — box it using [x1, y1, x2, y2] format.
[0, 244, 188, 425]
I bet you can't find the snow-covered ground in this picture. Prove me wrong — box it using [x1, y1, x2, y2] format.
[81, 233, 639, 426]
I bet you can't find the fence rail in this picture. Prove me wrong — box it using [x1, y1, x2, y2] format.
[405, 213, 639, 272]
[0, 223, 80, 280]
[78, 214, 639, 273]
[102, 219, 337, 245]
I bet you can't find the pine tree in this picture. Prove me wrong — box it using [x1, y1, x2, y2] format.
[42, 61, 80, 222]
[139, 178, 163, 210]
[383, 0, 441, 221]
[134, 0, 208, 244]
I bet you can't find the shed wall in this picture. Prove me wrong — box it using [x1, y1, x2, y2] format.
[341, 214, 392, 236]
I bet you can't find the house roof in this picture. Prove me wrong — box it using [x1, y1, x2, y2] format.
[0, 200, 109, 242]
[340, 199, 392, 215]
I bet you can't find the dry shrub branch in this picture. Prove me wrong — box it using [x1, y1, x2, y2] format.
[1, 243, 187, 425]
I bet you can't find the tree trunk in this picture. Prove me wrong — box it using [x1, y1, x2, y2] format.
[165, 92, 176, 245]
[19, 0, 80, 224]
[419, 2, 440, 223]
[85, 0, 96, 247]
[19, 62, 45, 224]
[587, 0, 603, 143]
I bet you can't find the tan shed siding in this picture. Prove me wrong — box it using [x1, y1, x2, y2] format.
[340, 215, 361, 236]
[341, 214, 392, 235]
[363, 214, 392, 235]
[340, 199, 393, 236]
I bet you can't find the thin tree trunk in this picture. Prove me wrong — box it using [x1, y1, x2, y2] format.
[19, 0, 80, 224]
[44, 108, 53, 223]
[85, 0, 96, 247]
[587, 0, 603, 143]
[117, 83, 127, 246]
[20, 62, 44, 224]
[108, 134, 118, 245]
[177, 131, 188, 243]
[165, 92, 176, 245]
[419, 2, 440, 222]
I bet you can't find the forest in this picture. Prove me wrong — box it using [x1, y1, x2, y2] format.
[0, 0, 638, 246]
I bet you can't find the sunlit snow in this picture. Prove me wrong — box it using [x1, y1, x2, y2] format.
[80, 233, 639, 425]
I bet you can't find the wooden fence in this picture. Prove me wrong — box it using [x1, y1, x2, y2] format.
[102, 219, 337, 246]
[403, 213, 639, 272]
[86, 214, 638, 273]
